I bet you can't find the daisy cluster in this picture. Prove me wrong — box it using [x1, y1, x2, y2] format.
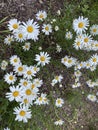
[63, 16, 98, 102]
[4, 52, 51, 123]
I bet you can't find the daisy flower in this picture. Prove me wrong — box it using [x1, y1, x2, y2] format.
[14, 63, 25, 76]
[1, 60, 8, 70]
[22, 86, 37, 102]
[55, 98, 64, 107]
[89, 54, 98, 66]
[74, 70, 82, 77]
[82, 33, 92, 48]
[6, 85, 23, 102]
[14, 29, 26, 42]
[65, 31, 73, 39]
[72, 82, 81, 88]
[52, 75, 63, 85]
[4, 127, 10, 130]
[8, 19, 21, 32]
[4, 35, 14, 45]
[22, 19, 39, 41]
[90, 24, 98, 36]
[36, 10, 47, 21]
[34, 93, 49, 105]
[86, 80, 95, 88]
[42, 24, 52, 35]
[54, 119, 64, 126]
[19, 97, 33, 107]
[22, 42, 31, 51]
[32, 65, 40, 74]
[33, 78, 43, 88]
[73, 16, 89, 34]
[23, 66, 35, 79]
[73, 37, 83, 50]
[61, 56, 77, 68]
[19, 79, 31, 88]
[87, 94, 97, 102]
[4, 72, 17, 85]
[13, 105, 32, 123]
[35, 52, 51, 66]
[10, 55, 21, 66]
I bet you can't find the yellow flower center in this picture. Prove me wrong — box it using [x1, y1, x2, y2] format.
[13, 91, 19, 97]
[93, 58, 97, 62]
[25, 45, 29, 48]
[55, 76, 59, 80]
[26, 89, 32, 95]
[34, 67, 37, 71]
[80, 63, 83, 66]
[40, 56, 45, 61]
[23, 81, 28, 86]
[84, 38, 89, 43]
[27, 26, 34, 33]
[13, 24, 18, 29]
[86, 63, 90, 66]
[68, 59, 72, 63]
[93, 28, 97, 32]
[45, 26, 49, 31]
[14, 59, 18, 63]
[9, 75, 14, 80]
[24, 99, 28, 104]
[27, 70, 32, 75]
[20, 110, 26, 116]
[95, 44, 98, 47]
[18, 66, 23, 72]
[39, 14, 44, 19]
[31, 84, 35, 89]
[18, 33, 23, 38]
[57, 99, 61, 104]
[8, 38, 12, 42]
[78, 22, 84, 28]
[77, 42, 80, 46]
[39, 97, 43, 101]
[64, 58, 67, 62]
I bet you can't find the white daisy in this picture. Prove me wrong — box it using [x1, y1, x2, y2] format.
[13, 105, 32, 123]
[8, 19, 21, 32]
[55, 98, 64, 107]
[32, 65, 40, 74]
[73, 16, 89, 34]
[34, 93, 49, 105]
[19, 97, 33, 107]
[73, 37, 83, 50]
[82, 33, 92, 48]
[65, 31, 73, 39]
[22, 42, 31, 51]
[22, 19, 39, 41]
[4, 72, 17, 85]
[14, 63, 25, 76]
[36, 10, 47, 21]
[42, 24, 52, 35]
[54, 119, 64, 126]
[86, 80, 95, 88]
[19, 79, 31, 88]
[52, 75, 63, 85]
[10, 55, 21, 66]
[1, 60, 8, 70]
[4, 35, 14, 45]
[35, 52, 51, 66]
[61, 56, 77, 68]
[72, 82, 81, 88]
[74, 70, 82, 77]
[89, 54, 98, 66]
[6, 85, 23, 102]
[23, 66, 35, 79]
[33, 78, 43, 88]
[14, 29, 26, 42]
[22, 86, 37, 102]
[87, 94, 97, 102]
[90, 24, 98, 36]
